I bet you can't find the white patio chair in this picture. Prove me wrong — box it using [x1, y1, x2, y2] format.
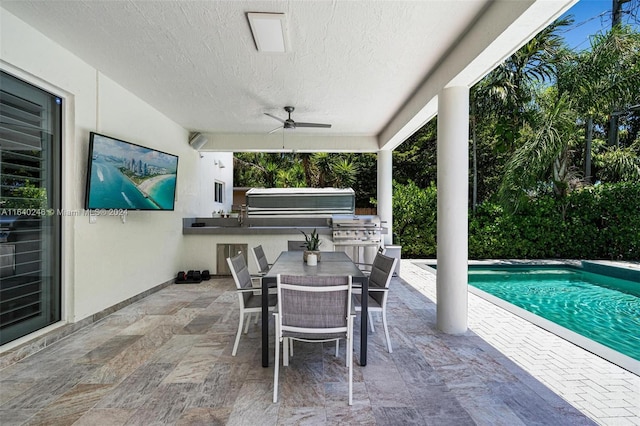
[353, 252, 397, 353]
[354, 245, 387, 274]
[251, 245, 272, 275]
[273, 274, 355, 405]
[227, 253, 277, 356]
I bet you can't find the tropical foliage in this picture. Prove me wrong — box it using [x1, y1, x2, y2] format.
[391, 181, 437, 258]
[234, 152, 375, 207]
[234, 14, 640, 260]
[469, 182, 640, 260]
[394, 181, 640, 260]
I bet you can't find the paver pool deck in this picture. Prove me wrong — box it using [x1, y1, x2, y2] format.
[404, 260, 640, 425]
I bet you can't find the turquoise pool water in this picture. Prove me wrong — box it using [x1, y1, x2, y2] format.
[468, 267, 640, 361]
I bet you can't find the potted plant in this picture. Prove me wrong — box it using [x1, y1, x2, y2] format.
[301, 228, 322, 262]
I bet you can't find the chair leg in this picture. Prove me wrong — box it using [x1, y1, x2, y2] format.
[232, 311, 244, 356]
[283, 338, 289, 366]
[344, 339, 348, 367]
[273, 336, 280, 403]
[348, 318, 353, 406]
[254, 312, 259, 325]
[335, 339, 339, 358]
[368, 312, 375, 332]
[243, 313, 251, 334]
[382, 310, 392, 353]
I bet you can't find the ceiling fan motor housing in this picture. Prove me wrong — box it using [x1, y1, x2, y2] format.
[264, 105, 331, 132]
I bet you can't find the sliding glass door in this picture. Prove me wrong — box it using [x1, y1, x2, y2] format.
[0, 71, 62, 345]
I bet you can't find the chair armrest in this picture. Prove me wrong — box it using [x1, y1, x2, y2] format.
[354, 262, 373, 272]
[236, 287, 264, 293]
[352, 285, 387, 292]
[242, 285, 277, 295]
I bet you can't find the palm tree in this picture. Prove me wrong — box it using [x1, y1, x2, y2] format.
[470, 18, 571, 208]
[331, 157, 358, 188]
[298, 153, 314, 187]
[499, 90, 579, 209]
[275, 166, 304, 188]
[475, 18, 571, 152]
[557, 25, 640, 181]
[312, 153, 333, 187]
[593, 144, 640, 182]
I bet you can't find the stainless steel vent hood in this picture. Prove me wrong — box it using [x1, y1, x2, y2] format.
[246, 188, 355, 217]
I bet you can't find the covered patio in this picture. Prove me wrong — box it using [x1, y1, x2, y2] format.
[3, 0, 639, 424]
[3, 260, 637, 425]
[0, 0, 580, 345]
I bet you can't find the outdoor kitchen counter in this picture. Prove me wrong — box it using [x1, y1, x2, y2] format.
[182, 217, 332, 235]
[182, 217, 336, 275]
[181, 216, 383, 276]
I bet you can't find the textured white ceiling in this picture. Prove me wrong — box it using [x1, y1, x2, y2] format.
[2, 0, 575, 150]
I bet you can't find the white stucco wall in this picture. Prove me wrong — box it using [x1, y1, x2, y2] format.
[197, 152, 234, 216]
[1, 8, 232, 324]
[181, 233, 334, 275]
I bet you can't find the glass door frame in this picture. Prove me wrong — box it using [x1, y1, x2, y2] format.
[0, 68, 64, 346]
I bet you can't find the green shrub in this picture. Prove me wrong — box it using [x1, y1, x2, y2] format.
[470, 182, 640, 259]
[392, 181, 437, 258]
[395, 181, 639, 260]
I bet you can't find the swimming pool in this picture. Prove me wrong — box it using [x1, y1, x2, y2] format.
[468, 265, 640, 366]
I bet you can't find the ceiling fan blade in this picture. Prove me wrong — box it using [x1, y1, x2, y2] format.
[295, 122, 332, 128]
[268, 125, 283, 134]
[264, 112, 286, 124]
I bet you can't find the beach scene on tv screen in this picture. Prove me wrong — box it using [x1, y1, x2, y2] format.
[88, 134, 178, 210]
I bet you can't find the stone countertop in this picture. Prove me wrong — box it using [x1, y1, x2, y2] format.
[182, 217, 332, 235]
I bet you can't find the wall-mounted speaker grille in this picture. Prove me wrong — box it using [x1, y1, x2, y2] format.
[189, 133, 208, 150]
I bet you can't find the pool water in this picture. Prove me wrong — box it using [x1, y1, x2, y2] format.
[468, 267, 640, 361]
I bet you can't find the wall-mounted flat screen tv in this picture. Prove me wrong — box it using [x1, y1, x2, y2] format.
[85, 132, 178, 210]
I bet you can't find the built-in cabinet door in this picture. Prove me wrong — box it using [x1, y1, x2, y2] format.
[216, 243, 248, 275]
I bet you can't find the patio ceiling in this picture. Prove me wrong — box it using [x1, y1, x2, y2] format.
[2, 0, 576, 152]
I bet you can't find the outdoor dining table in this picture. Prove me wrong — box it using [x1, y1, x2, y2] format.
[261, 250, 369, 367]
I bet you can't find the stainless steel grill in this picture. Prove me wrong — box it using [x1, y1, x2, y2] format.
[331, 215, 382, 246]
[331, 215, 382, 264]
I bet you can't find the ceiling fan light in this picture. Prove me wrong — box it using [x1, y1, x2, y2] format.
[247, 12, 289, 53]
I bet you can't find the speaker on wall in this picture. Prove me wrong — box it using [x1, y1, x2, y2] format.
[189, 133, 208, 150]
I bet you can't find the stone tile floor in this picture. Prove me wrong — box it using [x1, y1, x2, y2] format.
[0, 260, 623, 425]
[404, 260, 640, 426]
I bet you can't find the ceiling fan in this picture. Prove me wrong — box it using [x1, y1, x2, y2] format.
[265, 106, 332, 134]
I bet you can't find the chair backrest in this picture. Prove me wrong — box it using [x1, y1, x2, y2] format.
[368, 253, 398, 306]
[227, 253, 253, 305]
[276, 274, 352, 337]
[252, 245, 270, 274]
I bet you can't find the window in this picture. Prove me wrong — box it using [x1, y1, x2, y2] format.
[214, 181, 224, 203]
[0, 71, 62, 345]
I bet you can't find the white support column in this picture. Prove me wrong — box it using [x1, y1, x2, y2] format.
[377, 149, 393, 245]
[436, 86, 469, 334]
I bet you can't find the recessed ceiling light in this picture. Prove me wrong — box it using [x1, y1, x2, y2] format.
[247, 12, 289, 53]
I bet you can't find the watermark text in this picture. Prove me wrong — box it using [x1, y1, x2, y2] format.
[1, 209, 128, 217]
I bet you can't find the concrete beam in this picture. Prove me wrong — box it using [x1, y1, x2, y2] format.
[198, 133, 378, 153]
[378, 0, 576, 151]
